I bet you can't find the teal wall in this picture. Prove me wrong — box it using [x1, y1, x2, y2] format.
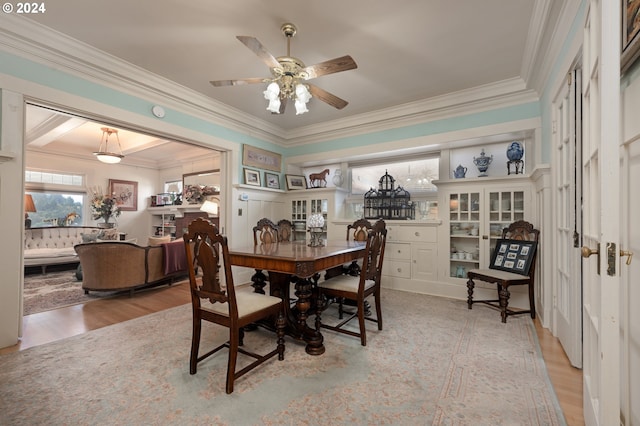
[1, 50, 541, 168]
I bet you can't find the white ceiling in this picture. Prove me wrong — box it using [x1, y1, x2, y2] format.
[21, 0, 563, 166]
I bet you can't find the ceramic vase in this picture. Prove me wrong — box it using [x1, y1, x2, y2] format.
[506, 141, 524, 161]
[473, 149, 493, 177]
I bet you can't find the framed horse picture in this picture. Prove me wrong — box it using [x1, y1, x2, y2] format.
[285, 174, 307, 190]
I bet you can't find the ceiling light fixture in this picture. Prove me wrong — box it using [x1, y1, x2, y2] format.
[93, 127, 124, 164]
[262, 24, 312, 115]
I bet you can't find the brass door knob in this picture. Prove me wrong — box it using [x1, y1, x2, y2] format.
[581, 246, 599, 258]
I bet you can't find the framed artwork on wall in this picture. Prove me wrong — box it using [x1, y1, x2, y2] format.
[109, 179, 138, 211]
[285, 174, 307, 190]
[622, 0, 640, 73]
[244, 168, 261, 186]
[489, 239, 537, 276]
[265, 172, 280, 189]
[242, 144, 282, 172]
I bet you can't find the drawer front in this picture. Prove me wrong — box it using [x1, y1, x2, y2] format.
[398, 226, 437, 243]
[384, 242, 411, 260]
[382, 259, 411, 278]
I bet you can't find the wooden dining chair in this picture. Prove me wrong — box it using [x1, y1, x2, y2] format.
[250, 218, 280, 294]
[316, 219, 387, 346]
[183, 218, 285, 394]
[276, 219, 295, 242]
[466, 220, 540, 323]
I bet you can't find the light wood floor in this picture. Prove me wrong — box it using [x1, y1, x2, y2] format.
[0, 283, 584, 425]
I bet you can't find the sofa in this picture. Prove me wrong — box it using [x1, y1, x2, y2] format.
[74, 239, 188, 295]
[24, 226, 103, 273]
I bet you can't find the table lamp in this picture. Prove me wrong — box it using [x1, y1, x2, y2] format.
[24, 194, 36, 228]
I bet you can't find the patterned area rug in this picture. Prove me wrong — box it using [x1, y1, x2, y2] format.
[23, 269, 118, 315]
[0, 290, 566, 425]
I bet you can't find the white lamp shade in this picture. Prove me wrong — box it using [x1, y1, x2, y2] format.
[294, 99, 309, 115]
[295, 84, 311, 102]
[200, 200, 219, 215]
[94, 152, 123, 164]
[263, 82, 280, 100]
[266, 98, 281, 113]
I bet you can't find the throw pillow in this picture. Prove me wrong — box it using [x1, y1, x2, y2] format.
[100, 228, 119, 240]
[148, 235, 172, 246]
[80, 230, 100, 243]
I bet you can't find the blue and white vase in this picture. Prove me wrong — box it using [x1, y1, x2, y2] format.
[473, 149, 493, 177]
[506, 141, 524, 161]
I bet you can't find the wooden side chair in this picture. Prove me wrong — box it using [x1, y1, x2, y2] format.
[316, 219, 387, 346]
[250, 218, 280, 294]
[276, 219, 295, 242]
[466, 220, 540, 323]
[183, 218, 285, 394]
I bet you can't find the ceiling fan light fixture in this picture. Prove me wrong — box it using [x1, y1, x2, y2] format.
[93, 127, 124, 164]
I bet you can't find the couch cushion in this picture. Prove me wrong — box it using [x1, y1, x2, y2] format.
[81, 230, 102, 243]
[148, 235, 171, 246]
[24, 247, 77, 259]
[99, 228, 119, 240]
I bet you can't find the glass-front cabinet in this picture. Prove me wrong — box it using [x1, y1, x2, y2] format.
[291, 198, 328, 240]
[448, 188, 528, 279]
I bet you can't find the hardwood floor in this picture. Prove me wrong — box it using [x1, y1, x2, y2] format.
[0, 285, 584, 424]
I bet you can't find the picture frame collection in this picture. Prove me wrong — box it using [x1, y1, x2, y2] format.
[489, 239, 537, 276]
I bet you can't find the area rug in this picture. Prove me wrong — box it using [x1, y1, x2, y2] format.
[0, 290, 566, 425]
[22, 269, 117, 315]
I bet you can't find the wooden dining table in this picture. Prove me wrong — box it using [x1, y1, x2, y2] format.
[228, 239, 366, 355]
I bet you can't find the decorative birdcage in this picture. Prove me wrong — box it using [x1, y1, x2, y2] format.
[364, 170, 415, 220]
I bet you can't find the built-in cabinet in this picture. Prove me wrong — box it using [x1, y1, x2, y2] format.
[287, 188, 348, 241]
[380, 222, 440, 293]
[151, 213, 176, 238]
[438, 177, 532, 283]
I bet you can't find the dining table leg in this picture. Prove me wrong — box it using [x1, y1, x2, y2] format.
[267, 272, 325, 356]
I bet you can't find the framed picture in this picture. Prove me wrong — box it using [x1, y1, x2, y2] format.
[156, 193, 171, 207]
[242, 144, 282, 172]
[265, 172, 280, 189]
[622, 0, 640, 73]
[244, 168, 261, 186]
[285, 174, 308, 190]
[109, 179, 138, 211]
[489, 239, 537, 276]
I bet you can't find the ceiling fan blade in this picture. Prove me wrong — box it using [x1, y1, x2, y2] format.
[210, 77, 266, 87]
[307, 84, 349, 110]
[302, 55, 357, 80]
[236, 36, 281, 69]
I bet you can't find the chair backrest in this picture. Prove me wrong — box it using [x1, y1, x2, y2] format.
[502, 220, 540, 242]
[277, 219, 294, 242]
[347, 218, 373, 242]
[360, 219, 387, 284]
[253, 218, 279, 245]
[183, 218, 238, 317]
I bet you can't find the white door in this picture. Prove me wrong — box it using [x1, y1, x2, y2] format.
[581, 1, 622, 423]
[552, 69, 582, 367]
[620, 35, 640, 426]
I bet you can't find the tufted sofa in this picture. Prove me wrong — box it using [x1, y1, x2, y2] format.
[24, 226, 102, 273]
[74, 240, 187, 295]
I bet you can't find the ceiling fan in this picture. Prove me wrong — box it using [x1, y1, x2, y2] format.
[209, 23, 357, 114]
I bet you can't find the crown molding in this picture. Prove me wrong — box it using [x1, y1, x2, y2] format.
[0, 15, 286, 144]
[520, 0, 553, 84]
[2, 15, 542, 148]
[283, 78, 539, 147]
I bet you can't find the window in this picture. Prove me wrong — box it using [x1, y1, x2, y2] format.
[351, 157, 439, 195]
[25, 171, 86, 227]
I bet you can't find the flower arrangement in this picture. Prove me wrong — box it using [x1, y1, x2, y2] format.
[89, 186, 121, 224]
[184, 184, 219, 204]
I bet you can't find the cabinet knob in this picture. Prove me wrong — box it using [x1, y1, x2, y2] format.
[397, 268, 402, 273]
[414, 231, 420, 237]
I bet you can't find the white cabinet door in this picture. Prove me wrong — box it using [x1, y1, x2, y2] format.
[411, 243, 437, 281]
